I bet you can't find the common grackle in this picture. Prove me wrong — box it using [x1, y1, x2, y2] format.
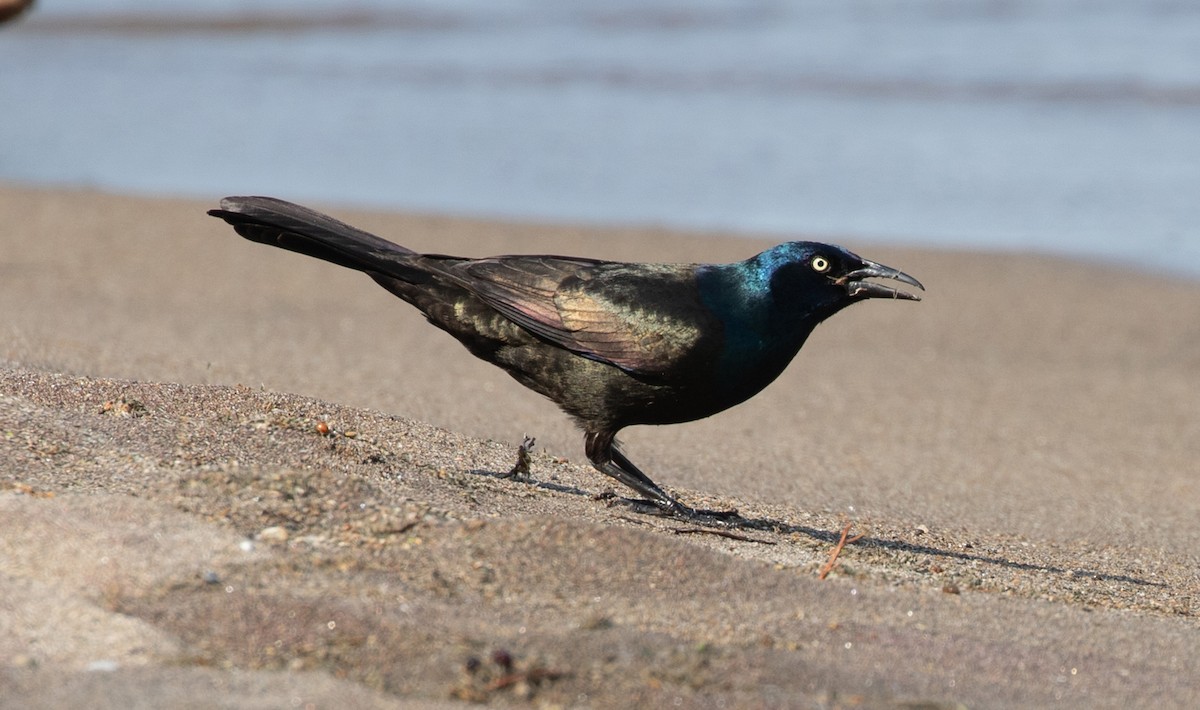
[209, 197, 923, 523]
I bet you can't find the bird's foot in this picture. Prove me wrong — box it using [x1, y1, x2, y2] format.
[607, 495, 742, 527]
[667, 503, 743, 526]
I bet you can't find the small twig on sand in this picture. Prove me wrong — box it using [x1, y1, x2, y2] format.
[485, 667, 569, 692]
[671, 527, 776, 545]
[614, 515, 772, 544]
[503, 435, 537, 479]
[818, 521, 864, 579]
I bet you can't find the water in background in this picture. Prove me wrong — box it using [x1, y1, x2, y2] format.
[3, 0, 1199, 276]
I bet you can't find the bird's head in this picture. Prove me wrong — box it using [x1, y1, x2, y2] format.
[697, 241, 923, 398]
[756, 241, 924, 316]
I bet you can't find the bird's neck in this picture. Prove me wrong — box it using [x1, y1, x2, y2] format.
[696, 261, 837, 404]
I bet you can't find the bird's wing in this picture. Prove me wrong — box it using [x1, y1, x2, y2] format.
[441, 257, 712, 377]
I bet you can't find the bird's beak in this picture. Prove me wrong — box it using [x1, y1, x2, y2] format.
[840, 259, 925, 301]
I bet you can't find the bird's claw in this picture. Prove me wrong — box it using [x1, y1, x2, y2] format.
[608, 496, 742, 527]
[669, 504, 743, 526]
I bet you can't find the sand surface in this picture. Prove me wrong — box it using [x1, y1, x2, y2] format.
[2, 184, 1197, 707]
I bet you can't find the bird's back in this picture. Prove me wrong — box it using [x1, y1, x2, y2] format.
[371, 255, 739, 428]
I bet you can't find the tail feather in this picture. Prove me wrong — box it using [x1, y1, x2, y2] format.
[208, 196, 418, 275]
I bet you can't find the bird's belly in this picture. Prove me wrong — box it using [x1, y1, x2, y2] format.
[490, 342, 711, 428]
[479, 325, 795, 431]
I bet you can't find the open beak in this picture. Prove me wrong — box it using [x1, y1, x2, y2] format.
[840, 259, 925, 301]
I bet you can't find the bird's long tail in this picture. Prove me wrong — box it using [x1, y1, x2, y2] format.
[208, 196, 418, 275]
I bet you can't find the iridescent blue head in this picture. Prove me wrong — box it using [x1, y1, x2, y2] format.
[706, 241, 924, 329]
[694, 241, 923, 407]
[753, 241, 924, 312]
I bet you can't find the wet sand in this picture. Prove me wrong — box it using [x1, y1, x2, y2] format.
[2, 184, 1197, 707]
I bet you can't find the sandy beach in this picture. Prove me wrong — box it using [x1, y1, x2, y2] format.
[2, 184, 1197, 707]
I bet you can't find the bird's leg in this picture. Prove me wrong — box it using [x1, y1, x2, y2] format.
[585, 430, 676, 509]
[584, 431, 740, 524]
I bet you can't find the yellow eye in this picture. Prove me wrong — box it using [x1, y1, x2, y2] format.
[811, 256, 830, 273]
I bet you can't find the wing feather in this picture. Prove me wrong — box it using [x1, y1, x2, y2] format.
[428, 256, 716, 377]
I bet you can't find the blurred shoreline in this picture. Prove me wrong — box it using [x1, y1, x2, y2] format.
[5, 2, 1199, 276]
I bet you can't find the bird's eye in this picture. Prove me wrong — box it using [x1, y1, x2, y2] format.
[811, 256, 831, 273]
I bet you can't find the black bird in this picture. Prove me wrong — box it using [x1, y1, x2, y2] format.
[209, 197, 923, 522]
